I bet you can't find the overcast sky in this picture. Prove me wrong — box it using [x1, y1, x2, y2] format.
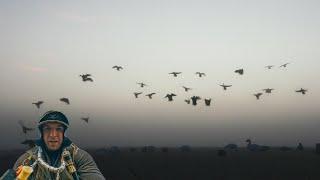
[1, 0, 319, 149]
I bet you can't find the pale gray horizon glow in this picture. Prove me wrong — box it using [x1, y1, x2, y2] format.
[1, 0, 320, 149]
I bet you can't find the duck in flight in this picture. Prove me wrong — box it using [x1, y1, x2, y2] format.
[182, 86, 192, 92]
[137, 82, 147, 88]
[32, 101, 43, 109]
[295, 88, 307, 95]
[265, 65, 274, 69]
[190, 96, 201, 106]
[60, 97, 70, 105]
[185, 99, 191, 104]
[235, 69, 244, 75]
[146, 93, 156, 99]
[165, 93, 177, 101]
[134, 92, 143, 98]
[81, 117, 89, 123]
[169, 72, 182, 77]
[280, 63, 290, 68]
[80, 74, 93, 82]
[112, 65, 123, 71]
[254, 93, 263, 100]
[263, 88, 274, 93]
[220, 83, 232, 90]
[195, 72, 206, 77]
[204, 98, 211, 106]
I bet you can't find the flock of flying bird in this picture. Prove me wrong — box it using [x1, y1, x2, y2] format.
[19, 62, 308, 148]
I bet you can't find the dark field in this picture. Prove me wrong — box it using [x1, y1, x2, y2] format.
[1, 147, 320, 180]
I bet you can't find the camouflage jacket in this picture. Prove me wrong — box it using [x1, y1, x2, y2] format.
[13, 138, 105, 180]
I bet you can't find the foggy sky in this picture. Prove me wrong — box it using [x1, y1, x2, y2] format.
[1, 0, 320, 149]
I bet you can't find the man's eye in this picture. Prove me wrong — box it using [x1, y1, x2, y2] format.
[43, 127, 51, 131]
[56, 127, 64, 132]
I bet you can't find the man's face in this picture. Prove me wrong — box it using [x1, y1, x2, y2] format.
[42, 122, 64, 151]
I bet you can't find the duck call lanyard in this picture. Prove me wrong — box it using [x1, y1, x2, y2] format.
[33, 146, 67, 180]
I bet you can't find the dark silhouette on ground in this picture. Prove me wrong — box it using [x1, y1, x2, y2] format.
[297, 143, 304, 151]
[32, 101, 43, 109]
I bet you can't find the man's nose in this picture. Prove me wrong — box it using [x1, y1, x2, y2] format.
[49, 129, 58, 136]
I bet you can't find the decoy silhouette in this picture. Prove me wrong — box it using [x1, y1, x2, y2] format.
[112, 65, 123, 71]
[60, 97, 70, 104]
[263, 88, 274, 93]
[18, 120, 34, 134]
[204, 98, 211, 106]
[195, 72, 206, 77]
[280, 63, 290, 68]
[190, 96, 201, 106]
[32, 101, 43, 109]
[146, 93, 156, 99]
[169, 72, 182, 77]
[137, 82, 147, 88]
[21, 139, 36, 148]
[220, 83, 232, 90]
[134, 92, 143, 98]
[265, 65, 274, 69]
[164, 93, 177, 101]
[81, 117, 89, 123]
[185, 99, 191, 104]
[254, 93, 263, 99]
[234, 69, 244, 75]
[295, 88, 307, 95]
[182, 86, 192, 92]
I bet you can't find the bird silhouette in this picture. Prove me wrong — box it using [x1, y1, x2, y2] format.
[195, 72, 206, 77]
[81, 117, 89, 123]
[146, 93, 156, 99]
[220, 83, 232, 90]
[182, 86, 192, 92]
[80, 74, 93, 82]
[134, 92, 143, 98]
[190, 96, 201, 106]
[280, 63, 290, 68]
[112, 65, 123, 71]
[164, 93, 177, 101]
[265, 65, 274, 69]
[32, 101, 43, 109]
[234, 69, 244, 75]
[169, 72, 182, 77]
[295, 88, 307, 95]
[204, 98, 211, 106]
[254, 93, 263, 100]
[263, 88, 274, 93]
[185, 99, 191, 104]
[18, 120, 34, 134]
[60, 97, 70, 105]
[21, 139, 36, 148]
[137, 82, 147, 88]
